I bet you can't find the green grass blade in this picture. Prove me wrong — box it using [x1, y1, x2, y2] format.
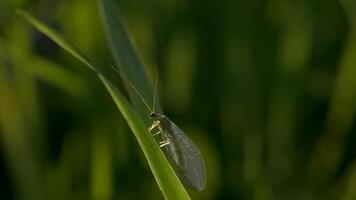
[99, 74, 190, 199]
[97, 0, 161, 121]
[18, 11, 191, 199]
[16, 10, 98, 73]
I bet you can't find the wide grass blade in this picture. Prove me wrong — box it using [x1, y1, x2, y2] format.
[97, 0, 161, 122]
[18, 10, 191, 200]
[99, 74, 190, 199]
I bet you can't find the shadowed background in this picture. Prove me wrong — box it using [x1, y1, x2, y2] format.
[1, 0, 356, 199]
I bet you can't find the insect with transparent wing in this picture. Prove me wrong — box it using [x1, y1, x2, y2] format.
[112, 66, 206, 191]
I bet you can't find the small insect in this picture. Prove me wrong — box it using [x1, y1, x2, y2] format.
[148, 112, 206, 191]
[113, 66, 206, 191]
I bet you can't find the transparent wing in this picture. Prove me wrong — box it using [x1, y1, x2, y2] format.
[163, 119, 206, 191]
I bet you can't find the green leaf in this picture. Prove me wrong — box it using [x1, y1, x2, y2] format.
[99, 74, 190, 199]
[16, 10, 97, 73]
[18, 10, 191, 200]
[97, 0, 161, 123]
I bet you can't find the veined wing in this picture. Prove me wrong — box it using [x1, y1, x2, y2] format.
[163, 119, 206, 191]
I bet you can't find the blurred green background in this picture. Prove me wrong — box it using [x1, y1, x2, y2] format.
[1, 0, 356, 199]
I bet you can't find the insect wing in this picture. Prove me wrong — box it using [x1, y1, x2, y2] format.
[165, 119, 206, 191]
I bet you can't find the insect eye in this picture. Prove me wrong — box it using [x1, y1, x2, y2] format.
[150, 112, 161, 119]
[150, 112, 155, 118]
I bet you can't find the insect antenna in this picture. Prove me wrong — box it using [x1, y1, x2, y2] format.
[152, 68, 158, 113]
[109, 65, 153, 113]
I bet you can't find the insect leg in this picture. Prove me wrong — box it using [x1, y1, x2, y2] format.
[148, 121, 159, 132]
[159, 139, 171, 147]
[152, 130, 161, 136]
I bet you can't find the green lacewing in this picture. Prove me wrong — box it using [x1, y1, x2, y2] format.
[149, 112, 206, 191]
[114, 66, 206, 191]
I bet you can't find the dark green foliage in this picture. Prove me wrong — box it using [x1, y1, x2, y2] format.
[0, 0, 356, 199]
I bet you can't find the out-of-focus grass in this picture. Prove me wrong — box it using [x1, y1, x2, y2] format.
[1, 0, 356, 199]
[309, 17, 356, 194]
[0, 40, 44, 200]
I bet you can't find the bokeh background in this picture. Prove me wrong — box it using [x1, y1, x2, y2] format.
[1, 0, 356, 199]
